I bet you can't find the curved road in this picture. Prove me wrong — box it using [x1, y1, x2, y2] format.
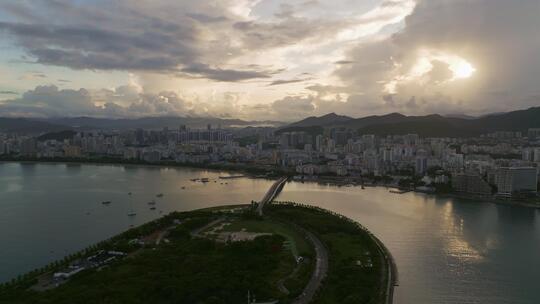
[292, 226, 328, 304]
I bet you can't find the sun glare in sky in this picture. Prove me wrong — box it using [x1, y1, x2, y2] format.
[451, 61, 476, 79]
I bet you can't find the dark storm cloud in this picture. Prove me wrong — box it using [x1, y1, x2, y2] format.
[0, 1, 275, 81]
[0, 21, 197, 71]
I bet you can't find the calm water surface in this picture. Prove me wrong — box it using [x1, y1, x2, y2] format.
[1, 163, 539, 304]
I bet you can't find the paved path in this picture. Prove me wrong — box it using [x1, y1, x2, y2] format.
[292, 227, 328, 304]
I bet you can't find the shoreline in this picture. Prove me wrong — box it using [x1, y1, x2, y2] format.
[295, 176, 540, 210]
[371, 228, 398, 304]
[0, 159, 280, 180]
[2, 159, 538, 210]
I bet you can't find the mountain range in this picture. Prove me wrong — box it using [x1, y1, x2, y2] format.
[1, 106, 540, 137]
[283, 107, 540, 137]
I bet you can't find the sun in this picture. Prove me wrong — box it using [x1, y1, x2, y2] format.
[451, 61, 476, 79]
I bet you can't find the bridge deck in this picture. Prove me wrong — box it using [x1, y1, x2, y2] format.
[257, 177, 288, 216]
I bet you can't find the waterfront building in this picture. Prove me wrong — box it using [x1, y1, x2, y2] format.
[64, 145, 82, 158]
[495, 167, 538, 196]
[452, 173, 492, 196]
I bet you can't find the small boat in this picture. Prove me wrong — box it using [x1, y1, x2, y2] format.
[201, 178, 209, 183]
[156, 193, 164, 198]
[101, 201, 111, 205]
[128, 192, 132, 195]
[127, 212, 137, 217]
[148, 201, 156, 205]
[150, 207, 156, 210]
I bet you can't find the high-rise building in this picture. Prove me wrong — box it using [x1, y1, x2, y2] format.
[415, 156, 428, 175]
[534, 148, 540, 162]
[135, 128, 145, 145]
[527, 128, 540, 141]
[415, 149, 429, 175]
[64, 145, 82, 158]
[495, 167, 538, 195]
[315, 135, 323, 152]
[20, 138, 37, 156]
[522, 148, 534, 161]
[452, 173, 492, 195]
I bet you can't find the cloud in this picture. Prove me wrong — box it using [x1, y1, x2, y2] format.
[0, 1, 276, 81]
[271, 95, 316, 120]
[179, 63, 276, 82]
[0, 85, 96, 117]
[0, 0, 412, 85]
[0, 85, 191, 118]
[18, 71, 47, 80]
[336, 0, 540, 115]
[334, 60, 355, 65]
[0, 20, 196, 71]
[2, 0, 537, 120]
[268, 77, 312, 86]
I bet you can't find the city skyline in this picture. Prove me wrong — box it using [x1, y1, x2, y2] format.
[1, 0, 540, 121]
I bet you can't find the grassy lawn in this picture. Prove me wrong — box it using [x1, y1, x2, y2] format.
[221, 219, 313, 258]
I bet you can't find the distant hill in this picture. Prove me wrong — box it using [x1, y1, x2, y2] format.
[444, 113, 477, 120]
[0, 118, 70, 134]
[284, 107, 540, 137]
[286, 113, 353, 128]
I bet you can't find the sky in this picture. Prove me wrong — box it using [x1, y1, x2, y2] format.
[0, 0, 539, 121]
